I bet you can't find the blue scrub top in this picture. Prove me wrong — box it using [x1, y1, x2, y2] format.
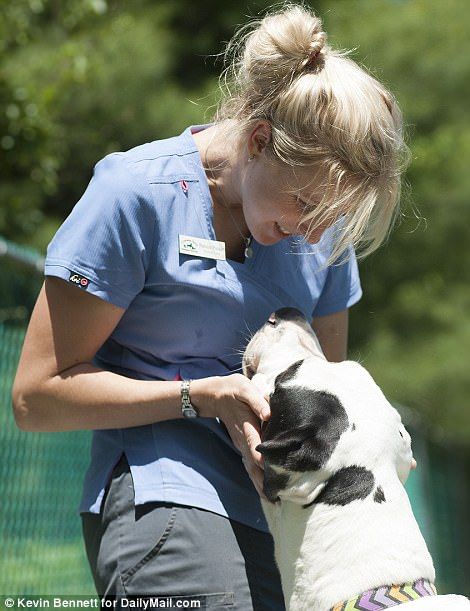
[44, 124, 362, 532]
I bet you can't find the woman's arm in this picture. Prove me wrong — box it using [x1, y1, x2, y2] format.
[311, 308, 349, 362]
[12, 277, 269, 494]
[12, 277, 184, 432]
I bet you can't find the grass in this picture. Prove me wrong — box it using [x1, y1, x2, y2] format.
[1, 539, 95, 595]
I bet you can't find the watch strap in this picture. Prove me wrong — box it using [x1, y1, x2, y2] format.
[181, 379, 199, 418]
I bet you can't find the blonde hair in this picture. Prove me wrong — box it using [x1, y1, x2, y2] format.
[215, 3, 410, 262]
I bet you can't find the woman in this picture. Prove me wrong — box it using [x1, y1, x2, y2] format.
[12, 4, 408, 609]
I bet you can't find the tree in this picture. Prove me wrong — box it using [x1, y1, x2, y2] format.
[1, 0, 468, 439]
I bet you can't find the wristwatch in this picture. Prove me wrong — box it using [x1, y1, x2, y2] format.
[181, 379, 199, 418]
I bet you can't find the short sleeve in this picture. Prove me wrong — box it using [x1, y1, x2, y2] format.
[312, 245, 362, 317]
[44, 154, 155, 309]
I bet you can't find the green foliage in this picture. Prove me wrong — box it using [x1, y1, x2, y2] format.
[322, 0, 470, 441]
[0, 0, 468, 440]
[0, 0, 214, 241]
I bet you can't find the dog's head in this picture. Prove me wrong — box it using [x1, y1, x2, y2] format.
[242, 308, 414, 507]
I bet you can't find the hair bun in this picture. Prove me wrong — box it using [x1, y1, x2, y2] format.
[239, 6, 328, 83]
[301, 32, 327, 70]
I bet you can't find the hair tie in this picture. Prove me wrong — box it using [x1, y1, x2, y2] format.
[303, 47, 322, 70]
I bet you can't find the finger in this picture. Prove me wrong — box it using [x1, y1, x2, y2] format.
[235, 375, 271, 421]
[241, 384, 271, 421]
[242, 458, 267, 500]
[252, 470, 267, 500]
[243, 420, 265, 469]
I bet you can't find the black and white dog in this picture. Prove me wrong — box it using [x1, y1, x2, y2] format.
[243, 308, 470, 611]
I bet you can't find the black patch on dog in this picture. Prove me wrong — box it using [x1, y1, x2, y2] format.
[303, 466, 375, 508]
[273, 359, 304, 387]
[257, 387, 349, 472]
[263, 464, 291, 503]
[374, 486, 386, 503]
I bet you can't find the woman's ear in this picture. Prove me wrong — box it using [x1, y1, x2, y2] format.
[248, 120, 272, 156]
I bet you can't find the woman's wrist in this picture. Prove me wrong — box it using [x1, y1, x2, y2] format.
[188, 377, 220, 419]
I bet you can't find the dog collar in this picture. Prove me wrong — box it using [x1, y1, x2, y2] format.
[331, 578, 437, 610]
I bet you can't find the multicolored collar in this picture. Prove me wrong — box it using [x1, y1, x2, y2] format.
[331, 578, 437, 610]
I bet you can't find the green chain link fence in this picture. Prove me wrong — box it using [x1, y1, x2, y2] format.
[1, 235, 469, 596]
[0, 324, 94, 594]
[0, 237, 95, 595]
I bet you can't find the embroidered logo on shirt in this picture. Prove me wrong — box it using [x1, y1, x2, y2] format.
[180, 179, 189, 194]
[69, 272, 90, 289]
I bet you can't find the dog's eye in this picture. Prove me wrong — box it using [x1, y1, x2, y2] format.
[268, 317, 277, 326]
[399, 430, 404, 438]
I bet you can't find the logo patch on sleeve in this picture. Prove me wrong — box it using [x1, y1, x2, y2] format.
[68, 272, 90, 289]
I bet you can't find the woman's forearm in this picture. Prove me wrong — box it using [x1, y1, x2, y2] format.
[12, 362, 215, 432]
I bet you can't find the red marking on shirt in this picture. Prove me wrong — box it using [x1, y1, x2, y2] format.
[180, 180, 189, 193]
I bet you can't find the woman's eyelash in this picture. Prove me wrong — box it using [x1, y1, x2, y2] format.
[296, 197, 310, 211]
[296, 197, 319, 213]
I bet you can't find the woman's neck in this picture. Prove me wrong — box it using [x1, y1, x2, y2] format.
[192, 123, 249, 260]
[192, 122, 244, 210]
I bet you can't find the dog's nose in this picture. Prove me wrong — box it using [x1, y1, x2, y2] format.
[271, 307, 307, 323]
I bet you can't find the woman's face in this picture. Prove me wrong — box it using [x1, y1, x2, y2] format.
[240, 154, 334, 246]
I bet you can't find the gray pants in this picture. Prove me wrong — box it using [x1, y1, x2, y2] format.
[81, 455, 285, 610]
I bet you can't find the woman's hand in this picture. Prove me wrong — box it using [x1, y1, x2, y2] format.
[191, 374, 271, 498]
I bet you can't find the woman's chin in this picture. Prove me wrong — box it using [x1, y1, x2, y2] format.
[255, 235, 284, 246]
[251, 225, 290, 246]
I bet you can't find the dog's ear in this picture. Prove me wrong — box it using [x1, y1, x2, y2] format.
[257, 387, 349, 472]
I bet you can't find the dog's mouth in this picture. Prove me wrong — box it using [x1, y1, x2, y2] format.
[242, 359, 258, 380]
